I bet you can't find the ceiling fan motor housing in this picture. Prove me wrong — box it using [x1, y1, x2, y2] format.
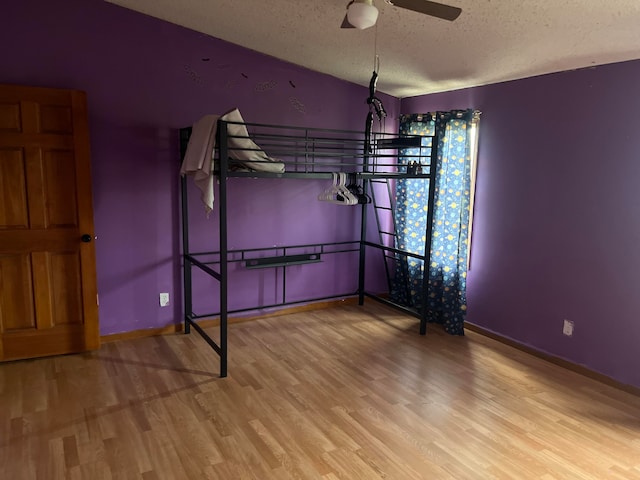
[347, 0, 379, 29]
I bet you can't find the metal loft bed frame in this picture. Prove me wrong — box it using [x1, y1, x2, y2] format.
[179, 120, 437, 377]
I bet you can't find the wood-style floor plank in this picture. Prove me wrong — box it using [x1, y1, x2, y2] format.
[2, 303, 640, 479]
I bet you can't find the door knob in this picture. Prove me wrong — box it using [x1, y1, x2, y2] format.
[81, 234, 93, 243]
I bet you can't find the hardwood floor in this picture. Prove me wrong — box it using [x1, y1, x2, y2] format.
[2, 303, 640, 479]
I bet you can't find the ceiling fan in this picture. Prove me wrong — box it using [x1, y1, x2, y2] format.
[341, 0, 462, 29]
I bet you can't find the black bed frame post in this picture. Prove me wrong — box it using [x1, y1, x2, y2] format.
[420, 125, 439, 335]
[358, 195, 368, 306]
[218, 121, 229, 378]
[358, 125, 373, 305]
[179, 128, 192, 335]
[181, 175, 192, 335]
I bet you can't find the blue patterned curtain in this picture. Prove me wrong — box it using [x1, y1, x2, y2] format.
[391, 110, 477, 335]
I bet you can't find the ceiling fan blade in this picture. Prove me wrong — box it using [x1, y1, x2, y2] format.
[341, 14, 355, 28]
[388, 0, 462, 21]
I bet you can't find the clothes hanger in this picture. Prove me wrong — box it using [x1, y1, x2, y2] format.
[346, 173, 371, 204]
[337, 172, 358, 205]
[319, 172, 349, 204]
[319, 172, 358, 205]
[318, 172, 339, 202]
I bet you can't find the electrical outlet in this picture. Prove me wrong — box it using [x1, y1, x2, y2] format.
[562, 319, 574, 337]
[159, 292, 170, 307]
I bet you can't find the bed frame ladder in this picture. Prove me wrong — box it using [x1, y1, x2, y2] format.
[368, 177, 400, 295]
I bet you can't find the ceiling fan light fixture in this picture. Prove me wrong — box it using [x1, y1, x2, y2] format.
[347, 1, 379, 30]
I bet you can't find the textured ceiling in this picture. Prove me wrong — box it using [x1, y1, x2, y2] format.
[106, 0, 640, 98]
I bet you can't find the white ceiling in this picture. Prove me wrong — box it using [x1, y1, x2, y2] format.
[106, 0, 640, 98]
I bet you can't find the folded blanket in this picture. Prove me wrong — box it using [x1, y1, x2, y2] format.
[222, 109, 285, 174]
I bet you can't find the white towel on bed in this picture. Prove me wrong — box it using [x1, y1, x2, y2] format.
[180, 114, 219, 214]
[180, 109, 285, 214]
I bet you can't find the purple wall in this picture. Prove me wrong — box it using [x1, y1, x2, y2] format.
[1, 0, 400, 335]
[402, 61, 640, 388]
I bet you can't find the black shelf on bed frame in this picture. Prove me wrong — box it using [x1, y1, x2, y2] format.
[179, 120, 437, 377]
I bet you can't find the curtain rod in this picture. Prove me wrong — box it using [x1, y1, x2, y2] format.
[411, 110, 482, 122]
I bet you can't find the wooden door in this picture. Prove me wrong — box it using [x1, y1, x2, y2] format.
[0, 84, 99, 361]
